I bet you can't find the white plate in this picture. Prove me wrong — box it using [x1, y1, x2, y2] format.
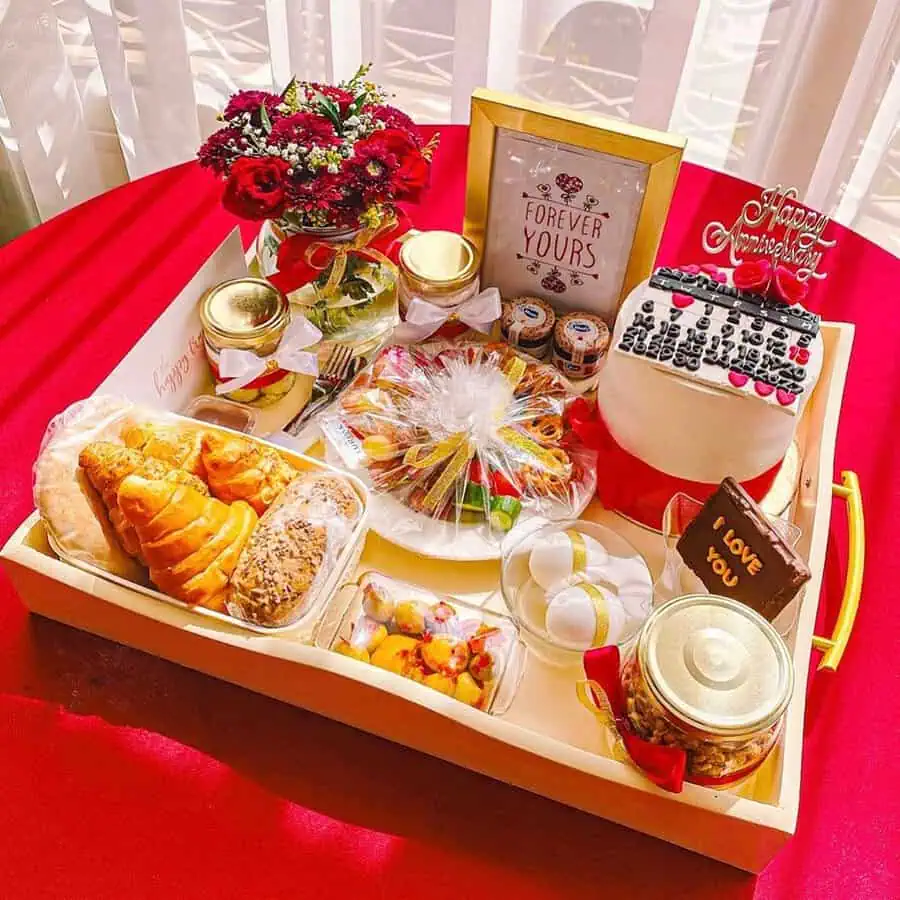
[361, 473, 596, 562]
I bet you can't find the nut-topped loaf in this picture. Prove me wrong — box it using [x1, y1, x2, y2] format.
[227, 471, 362, 627]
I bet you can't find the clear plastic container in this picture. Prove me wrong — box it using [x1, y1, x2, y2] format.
[621, 594, 793, 786]
[182, 395, 257, 433]
[500, 519, 653, 666]
[315, 571, 525, 714]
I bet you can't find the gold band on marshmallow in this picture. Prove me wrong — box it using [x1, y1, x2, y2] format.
[566, 529, 588, 575]
[578, 582, 610, 647]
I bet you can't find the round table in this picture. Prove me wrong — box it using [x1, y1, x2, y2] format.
[0, 126, 896, 899]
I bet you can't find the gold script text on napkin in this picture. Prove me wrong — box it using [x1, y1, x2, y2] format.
[705, 515, 765, 589]
[701, 185, 836, 281]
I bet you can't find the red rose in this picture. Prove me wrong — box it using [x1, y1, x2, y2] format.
[773, 265, 809, 306]
[222, 157, 290, 220]
[392, 147, 429, 202]
[733, 258, 772, 292]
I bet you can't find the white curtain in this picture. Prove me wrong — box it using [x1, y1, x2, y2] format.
[1, 0, 898, 255]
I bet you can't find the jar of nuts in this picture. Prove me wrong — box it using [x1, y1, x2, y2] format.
[622, 594, 793, 786]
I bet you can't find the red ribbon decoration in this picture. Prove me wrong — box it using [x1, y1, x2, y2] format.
[565, 398, 780, 530]
[584, 646, 686, 793]
[268, 209, 414, 296]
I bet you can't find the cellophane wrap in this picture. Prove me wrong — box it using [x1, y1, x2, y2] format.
[32, 395, 181, 579]
[319, 342, 597, 544]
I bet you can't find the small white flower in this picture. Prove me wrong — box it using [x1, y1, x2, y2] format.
[267, 145, 280, 155]
[242, 125, 252, 135]
[287, 142, 298, 152]
[327, 163, 339, 174]
[287, 168, 293, 175]
[344, 115, 360, 128]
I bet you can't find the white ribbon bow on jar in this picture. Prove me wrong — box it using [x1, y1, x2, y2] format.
[393, 287, 502, 342]
[215, 316, 322, 394]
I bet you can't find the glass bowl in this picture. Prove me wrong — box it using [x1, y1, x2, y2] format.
[500, 519, 654, 667]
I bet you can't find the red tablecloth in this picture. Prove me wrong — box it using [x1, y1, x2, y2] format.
[1, 126, 897, 899]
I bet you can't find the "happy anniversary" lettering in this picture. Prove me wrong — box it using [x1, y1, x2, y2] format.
[702, 185, 836, 281]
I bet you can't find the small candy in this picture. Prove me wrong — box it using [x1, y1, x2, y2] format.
[334, 639, 369, 663]
[423, 672, 456, 696]
[468, 651, 496, 683]
[420, 634, 470, 676]
[545, 583, 627, 650]
[428, 600, 457, 627]
[454, 672, 486, 709]
[393, 600, 430, 635]
[370, 634, 419, 675]
[354, 619, 388, 653]
[362, 579, 396, 623]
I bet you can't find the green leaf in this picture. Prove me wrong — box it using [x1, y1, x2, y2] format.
[259, 103, 273, 134]
[313, 91, 343, 130]
[281, 77, 299, 112]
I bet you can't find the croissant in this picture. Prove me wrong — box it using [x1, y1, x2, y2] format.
[117, 475, 257, 608]
[200, 430, 296, 515]
[79, 442, 210, 560]
[121, 422, 206, 477]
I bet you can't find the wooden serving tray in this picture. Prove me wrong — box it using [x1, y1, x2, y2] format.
[1, 323, 857, 872]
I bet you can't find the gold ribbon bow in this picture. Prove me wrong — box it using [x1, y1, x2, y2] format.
[305, 213, 400, 305]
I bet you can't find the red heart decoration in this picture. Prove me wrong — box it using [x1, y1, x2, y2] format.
[754, 381, 775, 397]
[796, 348, 810, 365]
[728, 371, 749, 388]
[776, 389, 797, 406]
[672, 293, 694, 309]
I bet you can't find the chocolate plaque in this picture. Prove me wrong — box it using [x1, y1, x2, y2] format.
[676, 477, 812, 621]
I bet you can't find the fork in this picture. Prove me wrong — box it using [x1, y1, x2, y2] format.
[283, 343, 356, 435]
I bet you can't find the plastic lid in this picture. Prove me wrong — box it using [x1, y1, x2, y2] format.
[640, 594, 793, 735]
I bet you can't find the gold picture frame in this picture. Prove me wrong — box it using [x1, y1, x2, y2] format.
[464, 89, 685, 321]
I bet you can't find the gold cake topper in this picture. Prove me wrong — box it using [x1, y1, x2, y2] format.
[702, 184, 837, 282]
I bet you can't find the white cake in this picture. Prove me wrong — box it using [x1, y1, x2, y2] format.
[596, 266, 824, 485]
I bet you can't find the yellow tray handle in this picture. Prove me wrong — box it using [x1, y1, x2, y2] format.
[812, 471, 865, 672]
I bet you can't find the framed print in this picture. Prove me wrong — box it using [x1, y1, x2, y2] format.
[464, 89, 685, 322]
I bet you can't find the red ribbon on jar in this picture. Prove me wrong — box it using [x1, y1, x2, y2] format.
[565, 399, 780, 530]
[581, 645, 687, 793]
[581, 646, 775, 792]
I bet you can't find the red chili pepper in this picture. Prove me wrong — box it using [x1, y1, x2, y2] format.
[490, 470, 522, 498]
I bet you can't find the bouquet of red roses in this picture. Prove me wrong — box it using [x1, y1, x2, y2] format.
[198, 64, 434, 230]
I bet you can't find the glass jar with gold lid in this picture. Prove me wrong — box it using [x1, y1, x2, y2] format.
[621, 594, 793, 786]
[398, 230, 480, 339]
[199, 277, 295, 407]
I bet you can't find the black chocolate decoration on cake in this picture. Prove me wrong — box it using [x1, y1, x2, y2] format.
[676, 477, 812, 622]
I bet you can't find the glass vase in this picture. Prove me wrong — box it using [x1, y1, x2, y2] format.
[256, 214, 398, 352]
